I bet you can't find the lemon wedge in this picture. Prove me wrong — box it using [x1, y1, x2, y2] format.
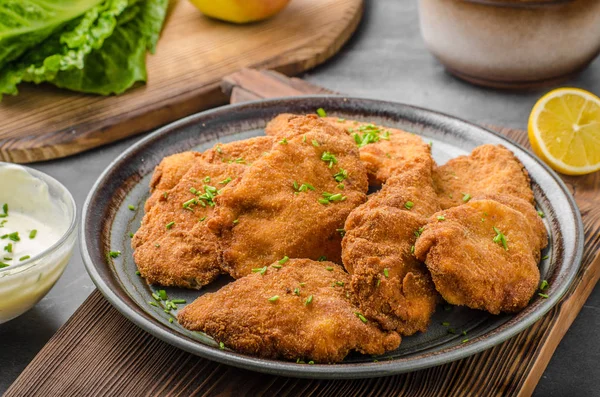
[528, 88, 600, 175]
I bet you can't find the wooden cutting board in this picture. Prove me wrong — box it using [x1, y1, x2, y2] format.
[5, 70, 600, 397]
[0, 0, 362, 164]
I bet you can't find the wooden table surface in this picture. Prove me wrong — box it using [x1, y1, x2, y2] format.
[1, 1, 599, 395]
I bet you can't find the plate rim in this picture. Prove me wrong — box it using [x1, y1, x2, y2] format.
[81, 95, 584, 379]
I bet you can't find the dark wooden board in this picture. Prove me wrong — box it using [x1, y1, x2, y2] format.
[0, 0, 362, 164]
[5, 71, 600, 397]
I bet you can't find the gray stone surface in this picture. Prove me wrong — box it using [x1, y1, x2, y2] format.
[1, 0, 599, 394]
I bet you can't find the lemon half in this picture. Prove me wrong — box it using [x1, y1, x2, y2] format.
[528, 88, 600, 175]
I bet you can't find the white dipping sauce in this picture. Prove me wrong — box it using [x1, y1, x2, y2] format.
[0, 164, 74, 323]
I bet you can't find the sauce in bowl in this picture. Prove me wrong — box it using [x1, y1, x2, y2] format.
[0, 164, 76, 323]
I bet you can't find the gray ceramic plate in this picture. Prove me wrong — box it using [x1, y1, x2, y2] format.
[81, 96, 584, 379]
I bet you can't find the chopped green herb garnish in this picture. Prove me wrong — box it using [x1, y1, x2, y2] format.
[337, 118, 346, 122]
[3, 232, 20, 242]
[148, 301, 158, 307]
[337, 184, 345, 190]
[441, 321, 450, 327]
[135, 270, 141, 276]
[318, 198, 330, 205]
[299, 282, 306, 287]
[157, 290, 167, 300]
[404, 201, 414, 210]
[2, 204, 7, 216]
[279, 138, 288, 145]
[252, 266, 268, 275]
[293, 288, 300, 295]
[171, 299, 186, 304]
[542, 254, 549, 260]
[540, 280, 549, 290]
[462, 338, 469, 343]
[4, 243, 12, 253]
[462, 193, 471, 202]
[3, 257, 11, 261]
[493, 227, 508, 250]
[414, 227, 424, 237]
[316, 108, 327, 117]
[219, 177, 232, 185]
[271, 264, 282, 269]
[321, 192, 346, 204]
[19, 255, 30, 261]
[355, 312, 368, 323]
[538, 293, 549, 299]
[232, 219, 239, 225]
[308, 361, 315, 365]
[321, 152, 338, 168]
[278, 256, 289, 265]
[303, 135, 307, 143]
[129, 232, 135, 238]
[318, 256, 327, 262]
[336, 228, 345, 237]
[204, 176, 211, 183]
[336, 281, 344, 286]
[219, 341, 225, 350]
[376, 278, 381, 287]
[462, 330, 467, 336]
[128, 205, 136, 211]
[109, 251, 121, 258]
[537, 210, 545, 218]
[155, 244, 160, 248]
[216, 145, 222, 154]
[163, 192, 168, 199]
[199, 217, 206, 222]
[333, 169, 348, 182]
[383, 268, 389, 278]
[304, 295, 313, 305]
[166, 221, 175, 229]
[168, 318, 174, 323]
[0, 262, 9, 268]
[410, 245, 415, 254]
[151, 292, 160, 301]
[311, 139, 320, 147]
[325, 266, 334, 271]
[437, 215, 445, 221]
[268, 295, 279, 302]
[0, 220, 6, 227]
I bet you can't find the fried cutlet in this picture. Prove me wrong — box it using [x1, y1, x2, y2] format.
[207, 115, 368, 279]
[342, 163, 441, 335]
[145, 137, 275, 211]
[132, 160, 246, 289]
[432, 144, 535, 209]
[265, 114, 431, 186]
[414, 196, 548, 314]
[178, 259, 401, 363]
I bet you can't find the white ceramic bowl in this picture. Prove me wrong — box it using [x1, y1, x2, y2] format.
[0, 163, 77, 323]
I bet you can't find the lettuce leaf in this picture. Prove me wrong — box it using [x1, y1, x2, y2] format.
[0, 0, 104, 68]
[0, 0, 167, 98]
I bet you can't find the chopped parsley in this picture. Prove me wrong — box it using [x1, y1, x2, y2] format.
[538, 293, 549, 299]
[232, 219, 239, 225]
[404, 201, 414, 210]
[316, 108, 327, 117]
[410, 245, 415, 254]
[537, 210, 545, 218]
[383, 268, 389, 278]
[268, 295, 279, 302]
[219, 177, 232, 185]
[317, 256, 327, 262]
[219, 341, 225, 349]
[4, 243, 12, 253]
[540, 280, 549, 291]
[325, 266, 334, 271]
[355, 312, 368, 323]
[336, 228, 345, 237]
[252, 266, 268, 275]
[1, 232, 20, 242]
[437, 215, 445, 221]
[293, 182, 316, 193]
[29, 230, 37, 239]
[128, 205, 136, 211]
[304, 295, 313, 305]
[321, 152, 338, 168]
[204, 176, 211, 183]
[312, 139, 320, 147]
[108, 251, 121, 258]
[493, 227, 508, 250]
[462, 193, 471, 202]
[166, 221, 175, 230]
[320, 192, 346, 205]
[351, 124, 388, 148]
[542, 254, 549, 260]
[279, 138, 288, 145]
[278, 256, 289, 265]
[414, 227, 424, 237]
[333, 169, 348, 182]
[19, 255, 30, 261]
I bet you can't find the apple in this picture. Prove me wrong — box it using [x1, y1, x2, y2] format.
[189, 0, 292, 24]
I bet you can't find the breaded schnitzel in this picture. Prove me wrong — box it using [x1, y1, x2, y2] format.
[178, 259, 401, 363]
[414, 196, 548, 314]
[265, 114, 431, 186]
[208, 115, 368, 278]
[145, 137, 275, 211]
[132, 160, 245, 289]
[342, 163, 441, 335]
[432, 144, 534, 209]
